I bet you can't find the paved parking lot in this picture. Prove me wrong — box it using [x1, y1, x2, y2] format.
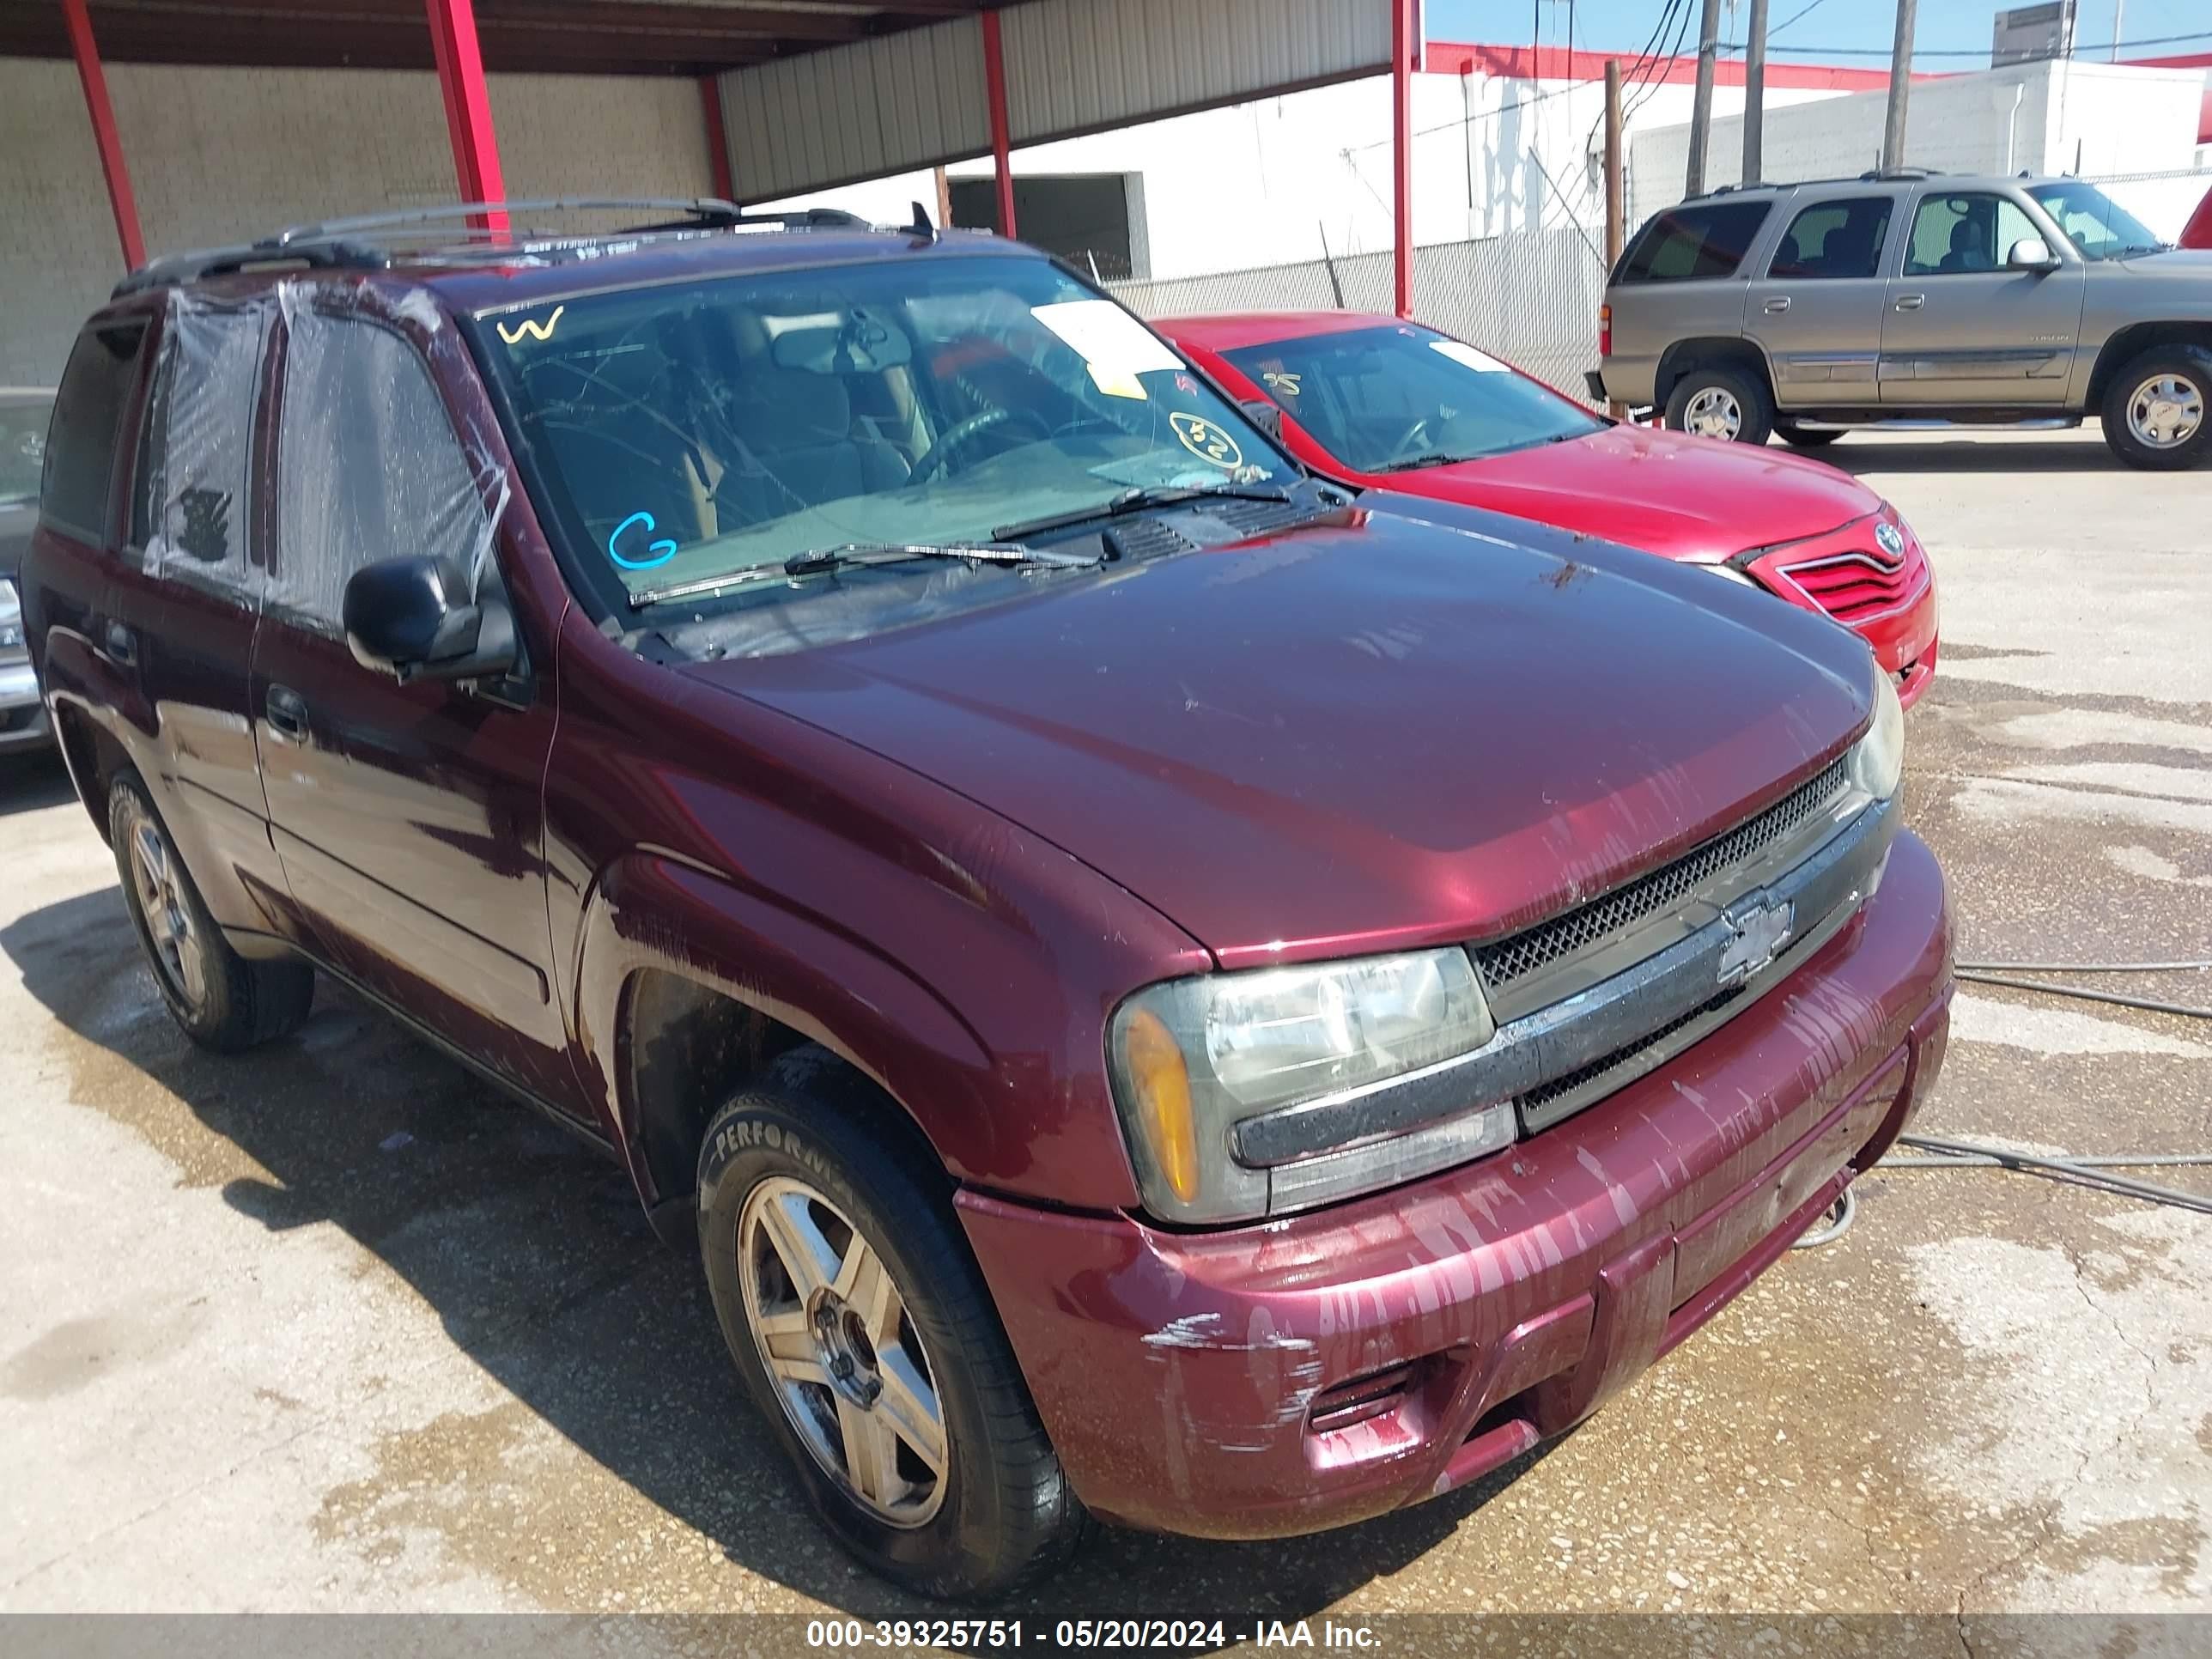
[2, 429, 2208, 1626]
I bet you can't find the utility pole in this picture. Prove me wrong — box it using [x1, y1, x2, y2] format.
[1881, 0, 1917, 173]
[1685, 0, 1724, 196]
[2110, 0, 2124, 61]
[1741, 0, 1770, 185]
[1604, 57, 1626, 419]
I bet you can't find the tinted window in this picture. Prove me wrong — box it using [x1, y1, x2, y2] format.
[1222, 323, 1601, 474]
[42, 324, 146, 539]
[136, 302, 274, 597]
[1619, 202, 1772, 283]
[275, 311, 492, 631]
[1905, 192, 2039, 277]
[0, 394, 54, 508]
[1769, 197, 1894, 279]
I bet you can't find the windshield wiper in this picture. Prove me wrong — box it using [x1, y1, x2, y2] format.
[1373, 451, 1463, 473]
[993, 482, 1293, 542]
[631, 540, 1093, 607]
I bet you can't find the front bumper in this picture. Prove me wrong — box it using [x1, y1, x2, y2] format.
[0, 661, 50, 751]
[957, 830, 1952, 1540]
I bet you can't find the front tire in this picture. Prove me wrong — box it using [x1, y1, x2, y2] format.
[2102, 345, 2211, 471]
[696, 1048, 1088, 1599]
[109, 771, 314, 1052]
[1664, 363, 1775, 446]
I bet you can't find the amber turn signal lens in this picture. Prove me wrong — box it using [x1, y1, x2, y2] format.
[1123, 1008, 1200, 1203]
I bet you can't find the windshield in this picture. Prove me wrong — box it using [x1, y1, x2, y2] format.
[0, 395, 53, 507]
[2027, 183, 2166, 261]
[1222, 323, 1602, 474]
[483, 255, 1291, 603]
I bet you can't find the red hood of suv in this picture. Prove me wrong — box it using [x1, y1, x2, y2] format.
[1378, 423, 1881, 557]
[683, 505, 1872, 969]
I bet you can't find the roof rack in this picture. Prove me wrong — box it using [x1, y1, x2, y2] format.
[1684, 166, 1948, 203]
[112, 198, 878, 298]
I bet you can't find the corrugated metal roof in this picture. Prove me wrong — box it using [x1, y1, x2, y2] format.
[724, 15, 990, 201]
[717, 0, 1390, 200]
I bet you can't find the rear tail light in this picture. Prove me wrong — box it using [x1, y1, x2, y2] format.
[1599, 304, 1612, 359]
[1307, 1361, 1417, 1434]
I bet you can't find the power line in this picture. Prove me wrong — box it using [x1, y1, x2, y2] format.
[1725, 27, 2212, 57]
[1765, 0, 1832, 41]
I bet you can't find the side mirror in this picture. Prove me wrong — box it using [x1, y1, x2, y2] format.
[1238, 398, 1286, 441]
[342, 555, 517, 684]
[2006, 236, 2058, 271]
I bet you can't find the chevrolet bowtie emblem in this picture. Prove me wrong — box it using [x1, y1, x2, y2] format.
[1718, 899, 1795, 983]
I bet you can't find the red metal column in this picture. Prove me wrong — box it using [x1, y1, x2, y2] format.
[1391, 0, 1415, 317]
[982, 9, 1017, 238]
[699, 75, 735, 202]
[61, 0, 145, 270]
[424, 0, 508, 234]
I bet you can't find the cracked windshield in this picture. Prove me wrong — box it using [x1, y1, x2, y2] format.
[486, 254, 1290, 600]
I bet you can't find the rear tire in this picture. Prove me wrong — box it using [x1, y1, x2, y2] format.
[2101, 345, 2211, 471]
[109, 771, 314, 1052]
[696, 1047, 1089, 1600]
[1664, 363, 1775, 447]
[1776, 422, 1844, 448]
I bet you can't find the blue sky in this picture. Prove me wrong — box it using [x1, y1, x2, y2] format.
[1424, 0, 2209, 68]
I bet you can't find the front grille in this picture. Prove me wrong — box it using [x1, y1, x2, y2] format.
[1518, 988, 1745, 1115]
[1778, 545, 1927, 623]
[1474, 757, 1850, 992]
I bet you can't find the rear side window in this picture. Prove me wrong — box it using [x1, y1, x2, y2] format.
[273, 309, 492, 632]
[134, 301, 274, 596]
[42, 322, 147, 540]
[1618, 202, 1772, 283]
[1769, 197, 1895, 280]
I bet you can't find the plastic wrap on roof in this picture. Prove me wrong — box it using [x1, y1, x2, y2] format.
[268, 280, 508, 630]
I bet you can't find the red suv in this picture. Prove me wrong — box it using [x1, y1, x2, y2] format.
[22, 203, 1953, 1599]
[1161, 312, 1939, 708]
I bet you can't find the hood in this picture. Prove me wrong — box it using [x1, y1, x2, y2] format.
[1379, 423, 1882, 560]
[2120, 246, 2212, 276]
[684, 505, 1872, 969]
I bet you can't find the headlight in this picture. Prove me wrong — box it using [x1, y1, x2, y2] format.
[1109, 948, 1512, 1223]
[0, 579, 21, 654]
[1697, 562, 1759, 587]
[1850, 654, 1905, 801]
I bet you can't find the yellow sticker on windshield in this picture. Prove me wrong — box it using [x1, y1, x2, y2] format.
[495, 305, 565, 345]
[1170, 411, 1243, 470]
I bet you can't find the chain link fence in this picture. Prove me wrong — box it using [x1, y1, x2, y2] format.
[1110, 225, 1607, 404]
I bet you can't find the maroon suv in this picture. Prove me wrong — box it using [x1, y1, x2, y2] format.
[21, 202, 1953, 1599]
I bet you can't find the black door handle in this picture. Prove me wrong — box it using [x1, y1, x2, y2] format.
[265, 684, 309, 742]
[104, 621, 137, 666]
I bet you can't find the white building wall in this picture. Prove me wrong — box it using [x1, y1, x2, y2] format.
[0, 58, 714, 386]
[1630, 62, 2205, 230]
[757, 69, 1844, 283]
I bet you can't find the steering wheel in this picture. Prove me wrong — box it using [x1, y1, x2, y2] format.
[909, 408, 1050, 484]
[1387, 416, 1436, 463]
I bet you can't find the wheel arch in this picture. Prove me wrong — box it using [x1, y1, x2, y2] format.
[574, 850, 1000, 1246]
[1655, 336, 1777, 410]
[2087, 322, 2212, 410]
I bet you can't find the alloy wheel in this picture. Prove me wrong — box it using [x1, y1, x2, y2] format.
[738, 1176, 949, 1527]
[2127, 373, 2204, 451]
[124, 802, 209, 1012]
[1682, 385, 1743, 441]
